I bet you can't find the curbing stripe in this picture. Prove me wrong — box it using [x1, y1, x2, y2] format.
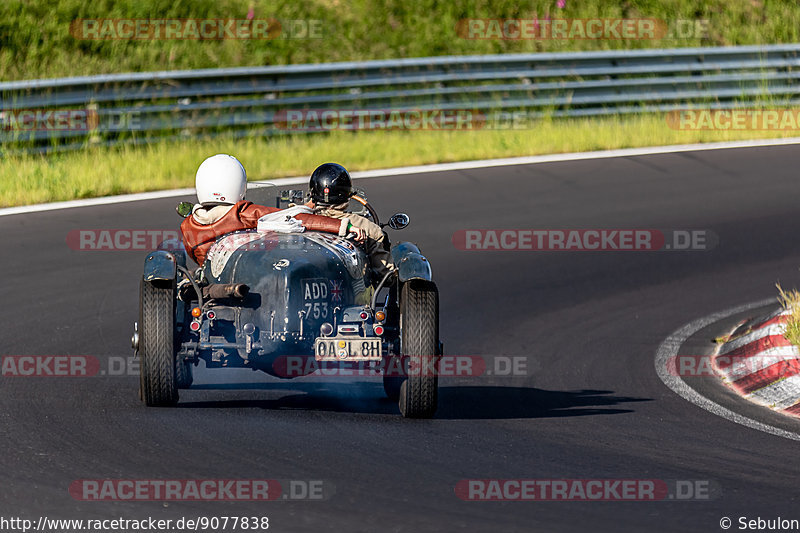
[733, 360, 800, 395]
[785, 402, 800, 416]
[654, 297, 800, 442]
[748, 374, 800, 410]
[746, 309, 793, 331]
[720, 334, 792, 361]
[720, 348, 800, 381]
[717, 322, 789, 354]
[714, 308, 800, 417]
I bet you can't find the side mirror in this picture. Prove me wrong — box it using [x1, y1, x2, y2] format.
[387, 213, 410, 230]
[176, 202, 194, 218]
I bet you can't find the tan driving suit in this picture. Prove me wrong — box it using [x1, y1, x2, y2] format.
[314, 202, 396, 280]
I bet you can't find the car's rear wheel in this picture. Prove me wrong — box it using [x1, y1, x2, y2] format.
[398, 279, 439, 418]
[139, 280, 179, 406]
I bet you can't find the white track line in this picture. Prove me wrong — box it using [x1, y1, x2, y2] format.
[4, 137, 800, 217]
[654, 297, 800, 442]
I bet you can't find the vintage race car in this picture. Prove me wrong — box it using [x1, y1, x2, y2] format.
[132, 185, 441, 418]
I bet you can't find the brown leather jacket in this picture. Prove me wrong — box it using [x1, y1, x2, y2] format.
[181, 200, 349, 265]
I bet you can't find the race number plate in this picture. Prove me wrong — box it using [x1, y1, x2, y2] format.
[302, 278, 331, 320]
[314, 337, 382, 361]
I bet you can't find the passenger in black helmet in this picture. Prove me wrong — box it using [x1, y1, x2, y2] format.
[308, 162, 353, 205]
[307, 163, 395, 280]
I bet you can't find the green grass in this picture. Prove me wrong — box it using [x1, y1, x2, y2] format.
[3, 1, 800, 207]
[2, 0, 800, 81]
[3, 112, 800, 207]
[777, 284, 800, 347]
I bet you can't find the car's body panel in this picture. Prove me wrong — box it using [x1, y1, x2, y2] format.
[143, 250, 176, 284]
[167, 230, 379, 376]
[391, 242, 433, 282]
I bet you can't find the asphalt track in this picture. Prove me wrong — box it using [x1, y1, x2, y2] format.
[3, 144, 800, 532]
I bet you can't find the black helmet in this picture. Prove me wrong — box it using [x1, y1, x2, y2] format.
[309, 163, 352, 205]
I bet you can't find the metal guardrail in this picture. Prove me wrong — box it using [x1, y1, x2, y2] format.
[2, 44, 800, 151]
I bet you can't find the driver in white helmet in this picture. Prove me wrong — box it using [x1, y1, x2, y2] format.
[181, 154, 365, 266]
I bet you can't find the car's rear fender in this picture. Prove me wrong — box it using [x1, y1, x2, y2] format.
[143, 250, 176, 288]
[157, 238, 187, 269]
[391, 242, 432, 282]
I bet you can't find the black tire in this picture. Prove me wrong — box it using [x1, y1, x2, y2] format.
[383, 359, 404, 401]
[173, 299, 193, 389]
[398, 280, 439, 418]
[139, 280, 178, 406]
[175, 357, 194, 389]
[383, 284, 403, 400]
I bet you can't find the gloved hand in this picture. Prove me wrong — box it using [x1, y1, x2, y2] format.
[348, 225, 367, 243]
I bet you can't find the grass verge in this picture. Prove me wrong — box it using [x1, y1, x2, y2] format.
[777, 284, 800, 347]
[3, 0, 800, 81]
[3, 112, 800, 207]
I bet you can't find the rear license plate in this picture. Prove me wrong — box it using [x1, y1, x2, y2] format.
[314, 337, 382, 361]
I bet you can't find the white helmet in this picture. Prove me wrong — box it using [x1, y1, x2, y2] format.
[195, 154, 247, 205]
